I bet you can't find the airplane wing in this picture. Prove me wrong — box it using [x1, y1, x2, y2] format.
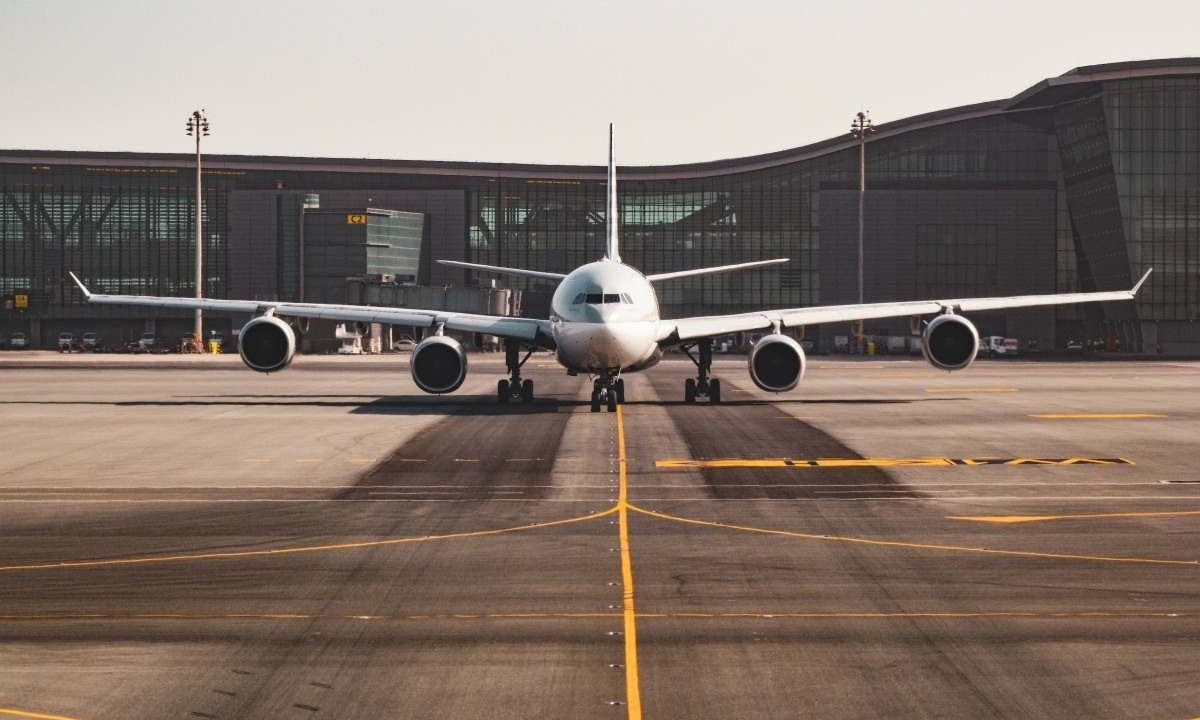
[68, 273, 553, 345]
[656, 269, 1152, 343]
[645, 258, 790, 282]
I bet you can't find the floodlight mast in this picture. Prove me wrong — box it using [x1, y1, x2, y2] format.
[850, 110, 875, 352]
[186, 108, 210, 350]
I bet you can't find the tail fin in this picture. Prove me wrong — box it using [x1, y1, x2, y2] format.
[606, 123, 621, 262]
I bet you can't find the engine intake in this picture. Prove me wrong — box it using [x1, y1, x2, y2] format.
[748, 334, 806, 392]
[238, 315, 296, 373]
[922, 314, 979, 371]
[411, 335, 468, 394]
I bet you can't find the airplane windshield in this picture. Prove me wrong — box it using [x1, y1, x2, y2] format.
[582, 293, 627, 304]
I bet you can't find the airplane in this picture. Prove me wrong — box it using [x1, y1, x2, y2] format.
[68, 126, 1152, 413]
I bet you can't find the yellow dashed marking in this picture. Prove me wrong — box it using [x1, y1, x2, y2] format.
[949, 509, 1200, 524]
[1030, 413, 1166, 419]
[655, 457, 1135, 469]
[244, 458, 272, 463]
[925, 387, 1018, 393]
[396, 458, 427, 463]
[453, 458, 480, 463]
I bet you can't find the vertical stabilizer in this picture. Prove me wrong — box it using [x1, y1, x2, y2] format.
[606, 123, 621, 262]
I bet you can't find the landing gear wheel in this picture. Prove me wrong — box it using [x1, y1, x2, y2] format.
[498, 379, 510, 404]
[710, 378, 721, 404]
[684, 378, 697, 404]
[521, 379, 534, 403]
[615, 379, 625, 404]
[607, 389, 618, 412]
[590, 389, 602, 413]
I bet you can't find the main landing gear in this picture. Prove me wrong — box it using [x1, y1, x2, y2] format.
[681, 338, 721, 404]
[498, 339, 535, 404]
[590, 373, 625, 413]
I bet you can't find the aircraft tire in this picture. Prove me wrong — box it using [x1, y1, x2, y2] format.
[498, 379, 510, 404]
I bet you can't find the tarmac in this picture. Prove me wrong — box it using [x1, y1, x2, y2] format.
[1, 351, 1199, 720]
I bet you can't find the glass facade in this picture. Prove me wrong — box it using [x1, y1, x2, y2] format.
[2, 59, 1198, 352]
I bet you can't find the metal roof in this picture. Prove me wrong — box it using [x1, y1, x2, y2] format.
[2, 58, 1198, 182]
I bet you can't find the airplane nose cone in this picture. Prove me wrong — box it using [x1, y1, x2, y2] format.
[557, 320, 656, 371]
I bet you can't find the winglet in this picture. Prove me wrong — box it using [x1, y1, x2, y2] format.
[68, 271, 92, 300]
[1131, 267, 1153, 295]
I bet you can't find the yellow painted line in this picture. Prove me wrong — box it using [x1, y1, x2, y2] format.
[626, 505, 1199, 567]
[655, 457, 1135, 469]
[244, 458, 272, 463]
[453, 458, 480, 463]
[0, 508, 618, 573]
[1030, 413, 1166, 419]
[3, 610, 1198, 623]
[949, 509, 1200, 524]
[616, 404, 643, 720]
[925, 387, 1018, 393]
[0, 709, 103, 720]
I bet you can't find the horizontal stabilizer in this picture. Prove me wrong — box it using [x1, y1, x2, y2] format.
[646, 258, 789, 282]
[437, 260, 567, 281]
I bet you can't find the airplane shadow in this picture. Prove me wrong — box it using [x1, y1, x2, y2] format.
[0, 395, 965, 415]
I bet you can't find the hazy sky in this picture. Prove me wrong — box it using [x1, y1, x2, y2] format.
[1, 0, 1197, 165]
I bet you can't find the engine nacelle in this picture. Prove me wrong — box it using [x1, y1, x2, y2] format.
[410, 335, 468, 394]
[922, 314, 979, 371]
[238, 315, 296, 373]
[748, 334, 806, 392]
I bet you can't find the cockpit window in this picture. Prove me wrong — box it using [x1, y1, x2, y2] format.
[581, 292, 629, 304]
[572, 293, 586, 305]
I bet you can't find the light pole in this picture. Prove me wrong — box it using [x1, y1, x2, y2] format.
[850, 110, 874, 352]
[186, 108, 210, 350]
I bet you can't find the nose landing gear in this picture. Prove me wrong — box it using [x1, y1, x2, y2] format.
[681, 338, 721, 404]
[498, 339, 535, 404]
[590, 374, 624, 413]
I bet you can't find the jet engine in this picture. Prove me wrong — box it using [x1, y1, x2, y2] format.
[748, 334, 806, 392]
[238, 315, 296, 373]
[922, 314, 979, 371]
[410, 335, 468, 394]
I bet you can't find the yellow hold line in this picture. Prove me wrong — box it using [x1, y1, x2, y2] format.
[0, 709, 103, 720]
[0, 507, 618, 573]
[616, 404, 643, 720]
[626, 505, 1199, 567]
[925, 387, 1018, 393]
[1030, 413, 1166, 419]
[949, 509, 1200, 524]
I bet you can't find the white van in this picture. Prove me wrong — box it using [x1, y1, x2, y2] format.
[980, 336, 1019, 357]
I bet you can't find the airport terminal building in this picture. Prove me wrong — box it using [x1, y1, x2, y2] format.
[1, 58, 1198, 353]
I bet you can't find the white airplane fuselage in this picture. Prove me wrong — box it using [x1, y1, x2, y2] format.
[549, 260, 662, 374]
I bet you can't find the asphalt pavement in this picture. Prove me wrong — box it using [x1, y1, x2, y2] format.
[1, 352, 1199, 720]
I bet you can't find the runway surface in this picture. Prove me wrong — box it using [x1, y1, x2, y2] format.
[2, 352, 1200, 719]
